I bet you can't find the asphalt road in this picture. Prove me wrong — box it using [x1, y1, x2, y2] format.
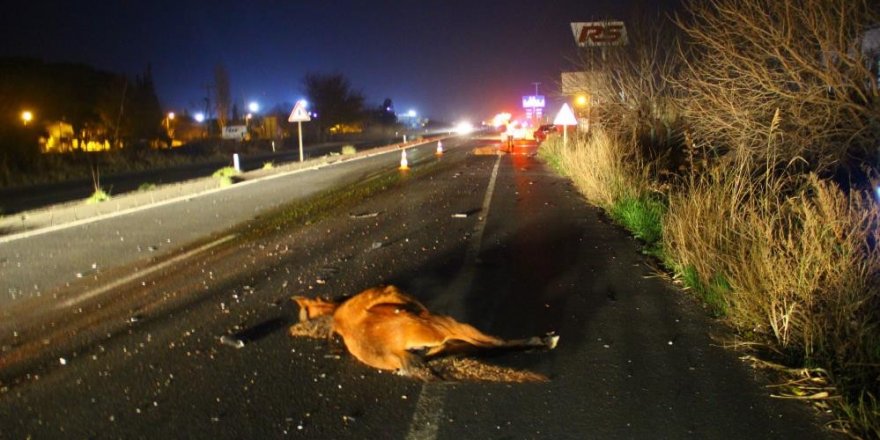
[0, 136, 835, 439]
[0, 138, 443, 307]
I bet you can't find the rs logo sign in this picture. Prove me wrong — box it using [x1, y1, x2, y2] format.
[571, 21, 628, 47]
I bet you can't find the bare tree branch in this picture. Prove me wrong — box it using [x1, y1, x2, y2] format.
[675, 0, 880, 172]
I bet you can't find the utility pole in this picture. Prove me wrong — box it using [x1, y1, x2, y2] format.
[532, 82, 542, 122]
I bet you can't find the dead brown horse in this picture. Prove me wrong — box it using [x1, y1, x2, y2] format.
[289, 285, 558, 381]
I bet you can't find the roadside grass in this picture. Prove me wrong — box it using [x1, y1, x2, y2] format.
[609, 194, 665, 245]
[212, 166, 239, 187]
[665, 161, 880, 437]
[540, 127, 880, 437]
[85, 188, 111, 204]
[138, 182, 157, 191]
[538, 129, 662, 249]
[262, 161, 274, 170]
[674, 265, 730, 317]
[341, 145, 357, 155]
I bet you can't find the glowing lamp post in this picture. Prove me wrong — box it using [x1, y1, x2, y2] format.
[21, 110, 33, 126]
[553, 103, 578, 148]
[165, 112, 175, 143]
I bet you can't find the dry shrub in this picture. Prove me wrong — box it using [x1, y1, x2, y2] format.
[676, 0, 880, 172]
[664, 155, 880, 425]
[539, 129, 652, 210]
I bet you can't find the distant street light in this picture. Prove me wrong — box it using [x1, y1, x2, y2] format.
[575, 95, 588, 107]
[248, 101, 259, 113]
[21, 110, 33, 126]
[194, 112, 205, 123]
[165, 112, 175, 142]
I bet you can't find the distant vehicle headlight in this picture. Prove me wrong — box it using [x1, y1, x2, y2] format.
[455, 121, 474, 135]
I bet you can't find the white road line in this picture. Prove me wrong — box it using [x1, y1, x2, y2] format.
[57, 234, 237, 309]
[405, 384, 450, 440]
[405, 154, 502, 440]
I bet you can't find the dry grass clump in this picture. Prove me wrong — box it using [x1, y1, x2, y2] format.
[666, 0, 880, 434]
[539, 128, 652, 211]
[663, 154, 880, 435]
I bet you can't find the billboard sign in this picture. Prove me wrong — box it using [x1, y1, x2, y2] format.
[522, 95, 546, 109]
[571, 21, 628, 47]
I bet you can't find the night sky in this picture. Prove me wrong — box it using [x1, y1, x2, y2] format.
[2, 0, 680, 122]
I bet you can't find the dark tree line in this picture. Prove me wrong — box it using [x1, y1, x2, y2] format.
[0, 58, 164, 171]
[301, 72, 398, 140]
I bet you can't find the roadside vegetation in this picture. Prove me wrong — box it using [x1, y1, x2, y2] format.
[212, 166, 239, 187]
[0, 144, 230, 188]
[541, 0, 880, 437]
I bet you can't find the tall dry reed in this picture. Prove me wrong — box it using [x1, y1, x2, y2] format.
[663, 154, 880, 424]
[539, 128, 652, 210]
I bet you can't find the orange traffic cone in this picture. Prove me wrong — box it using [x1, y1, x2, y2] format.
[399, 149, 409, 170]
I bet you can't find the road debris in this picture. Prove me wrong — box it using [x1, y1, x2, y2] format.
[349, 212, 379, 219]
[219, 335, 245, 349]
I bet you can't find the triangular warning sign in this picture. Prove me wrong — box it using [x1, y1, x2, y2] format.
[553, 103, 577, 126]
[288, 101, 311, 122]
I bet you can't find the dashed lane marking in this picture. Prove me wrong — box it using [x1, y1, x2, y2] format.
[405, 153, 502, 440]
